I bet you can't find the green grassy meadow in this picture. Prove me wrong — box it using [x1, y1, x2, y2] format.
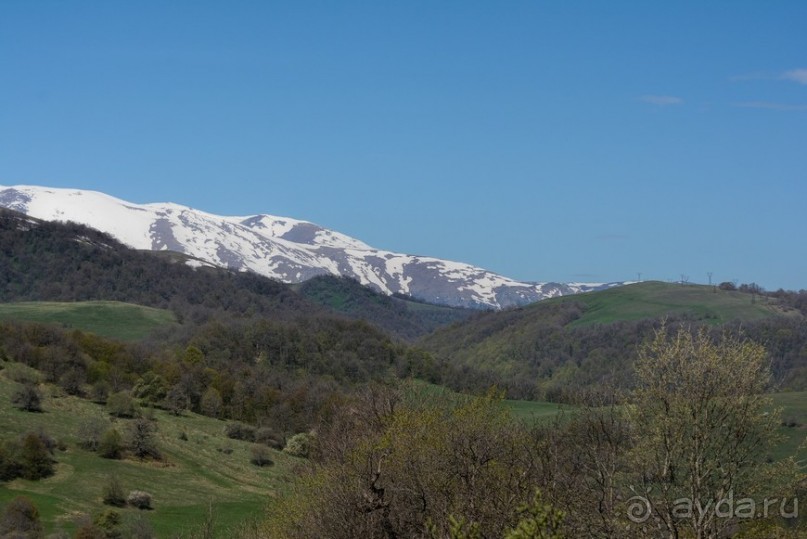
[769, 391, 807, 463]
[508, 391, 807, 463]
[543, 281, 796, 326]
[0, 372, 291, 537]
[0, 301, 177, 341]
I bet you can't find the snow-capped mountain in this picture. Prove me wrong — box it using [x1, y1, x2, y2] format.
[0, 185, 622, 309]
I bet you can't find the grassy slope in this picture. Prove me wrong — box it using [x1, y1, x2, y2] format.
[546, 281, 793, 326]
[770, 391, 807, 463]
[420, 281, 799, 388]
[0, 301, 177, 341]
[509, 392, 807, 463]
[0, 372, 293, 537]
[405, 380, 569, 422]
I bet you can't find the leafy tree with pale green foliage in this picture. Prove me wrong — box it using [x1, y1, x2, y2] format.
[200, 386, 223, 418]
[283, 432, 312, 458]
[132, 372, 169, 406]
[630, 326, 798, 539]
[182, 346, 204, 366]
[505, 491, 565, 539]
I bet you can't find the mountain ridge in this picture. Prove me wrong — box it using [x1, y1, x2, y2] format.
[0, 185, 624, 308]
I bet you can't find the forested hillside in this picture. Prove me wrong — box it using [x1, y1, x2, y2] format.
[297, 275, 473, 340]
[421, 282, 807, 400]
[0, 209, 311, 323]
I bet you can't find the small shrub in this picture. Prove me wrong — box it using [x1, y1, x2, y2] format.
[31, 427, 60, 454]
[58, 368, 86, 396]
[18, 432, 55, 480]
[126, 419, 160, 460]
[0, 441, 22, 481]
[255, 427, 284, 449]
[3, 363, 42, 385]
[91, 381, 110, 404]
[0, 496, 43, 538]
[200, 387, 223, 418]
[11, 383, 43, 412]
[126, 491, 153, 510]
[106, 391, 137, 418]
[122, 513, 155, 539]
[98, 428, 123, 459]
[224, 422, 255, 442]
[178, 431, 188, 441]
[93, 508, 123, 538]
[74, 523, 105, 539]
[250, 445, 273, 467]
[283, 432, 312, 458]
[164, 384, 189, 416]
[77, 417, 109, 452]
[102, 475, 126, 507]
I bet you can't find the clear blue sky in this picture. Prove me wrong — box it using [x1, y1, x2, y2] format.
[2, 1, 806, 290]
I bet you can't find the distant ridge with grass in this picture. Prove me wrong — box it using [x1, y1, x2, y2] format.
[539, 280, 797, 326]
[420, 281, 805, 400]
[0, 301, 176, 341]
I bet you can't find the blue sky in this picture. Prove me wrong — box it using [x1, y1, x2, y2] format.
[2, 1, 806, 290]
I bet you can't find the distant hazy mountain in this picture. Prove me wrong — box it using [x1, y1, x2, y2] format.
[0, 185, 623, 308]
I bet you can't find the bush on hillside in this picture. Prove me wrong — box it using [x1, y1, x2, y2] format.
[3, 363, 42, 385]
[254, 427, 284, 450]
[0, 496, 43, 538]
[126, 491, 153, 510]
[98, 428, 123, 460]
[106, 391, 137, 418]
[126, 419, 160, 460]
[102, 475, 126, 507]
[283, 432, 312, 458]
[11, 383, 42, 412]
[250, 444, 274, 467]
[77, 416, 109, 452]
[224, 422, 255, 442]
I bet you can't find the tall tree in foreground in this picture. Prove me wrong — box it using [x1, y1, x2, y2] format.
[629, 326, 796, 539]
[260, 386, 542, 539]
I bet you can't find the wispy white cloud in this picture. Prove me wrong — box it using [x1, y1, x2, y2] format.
[731, 68, 807, 85]
[639, 95, 683, 106]
[781, 68, 807, 85]
[733, 101, 807, 111]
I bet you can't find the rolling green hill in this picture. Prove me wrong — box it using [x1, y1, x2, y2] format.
[421, 282, 805, 400]
[0, 301, 177, 341]
[542, 281, 796, 326]
[0, 371, 292, 538]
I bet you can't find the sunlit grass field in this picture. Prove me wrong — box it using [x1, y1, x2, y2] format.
[0, 301, 177, 341]
[0, 372, 293, 537]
